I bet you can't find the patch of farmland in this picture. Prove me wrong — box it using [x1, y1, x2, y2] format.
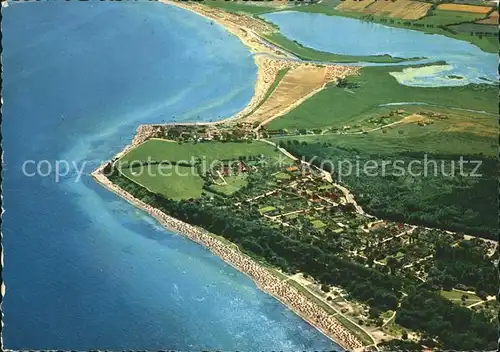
[274, 171, 291, 180]
[448, 22, 499, 34]
[336, 0, 431, 20]
[246, 65, 328, 126]
[415, 9, 485, 26]
[258, 205, 277, 214]
[311, 219, 327, 229]
[336, 0, 376, 11]
[476, 11, 499, 24]
[363, 0, 432, 20]
[120, 140, 286, 165]
[120, 165, 205, 201]
[209, 175, 248, 196]
[437, 3, 492, 14]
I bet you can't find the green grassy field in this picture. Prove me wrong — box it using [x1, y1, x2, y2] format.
[267, 65, 497, 133]
[120, 165, 205, 200]
[416, 9, 484, 26]
[311, 219, 327, 229]
[209, 175, 248, 196]
[440, 289, 482, 306]
[259, 205, 277, 214]
[274, 171, 291, 180]
[118, 140, 289, 200]
[449, 22, 498, 34]
[203, 0, 277, 15]
[261, 32, 415, 63]
[273, 126, 497, 157]
[120, 140, 284, 165]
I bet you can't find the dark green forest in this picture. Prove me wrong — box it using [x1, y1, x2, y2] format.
[396, 288, 497, 350]
[106, 163, 497, 350]
[279, 140, 498, 240]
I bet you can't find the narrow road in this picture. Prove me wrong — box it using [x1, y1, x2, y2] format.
[358, 226, 416, 252]
[259, 139, 368, 216]
[286, 277, 379, 350]
[382, 310, 396, 328]
[467, 295, 496, 308]
[343, 118, 407, 135]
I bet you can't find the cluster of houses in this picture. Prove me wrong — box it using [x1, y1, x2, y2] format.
[160, 122, 256, 143]
[203, 157, 262, 186]
[216, 160, 253, 177]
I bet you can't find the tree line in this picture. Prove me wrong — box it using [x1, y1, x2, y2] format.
[280, 140, 497, 240]
[108, 164, 402, 311]
[396, 288, 496, 350]
[106, 163, 497, 350]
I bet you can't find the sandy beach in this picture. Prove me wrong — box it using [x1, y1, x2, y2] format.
[91, 163, 364, 350]
[159, 0, 360, 126]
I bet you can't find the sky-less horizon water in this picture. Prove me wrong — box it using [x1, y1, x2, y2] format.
[2, 1, 341, 350]
[262, 11, 499, 87]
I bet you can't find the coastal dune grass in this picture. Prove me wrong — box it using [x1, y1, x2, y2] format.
[244, 67, 290, 118]
[246, 65, 328, 125]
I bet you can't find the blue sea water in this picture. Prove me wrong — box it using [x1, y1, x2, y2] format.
[2, 1, 341, 350]
[262, 11, 499, 87]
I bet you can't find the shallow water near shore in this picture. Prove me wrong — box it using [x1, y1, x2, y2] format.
[262, 11, 498, 87]
[2, 1, 341, 350]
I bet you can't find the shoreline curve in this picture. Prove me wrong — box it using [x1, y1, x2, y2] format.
[91, 1, 365, 349]
[91, 162, 363, 351]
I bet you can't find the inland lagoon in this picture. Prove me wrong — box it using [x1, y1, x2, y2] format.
[262, 11, 498, 87]
[2, 1, 341, 350]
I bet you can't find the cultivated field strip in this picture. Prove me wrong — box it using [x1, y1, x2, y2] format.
[476, 11, 499, 24]
[362, 0, 432, 20]
[437, 3, 493, 14]
[337, 0, 432, 20]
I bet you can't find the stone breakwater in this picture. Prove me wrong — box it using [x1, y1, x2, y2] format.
[91, 164, 364, 351]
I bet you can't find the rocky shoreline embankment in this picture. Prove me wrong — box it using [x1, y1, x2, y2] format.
[91, 160, 364, 351]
